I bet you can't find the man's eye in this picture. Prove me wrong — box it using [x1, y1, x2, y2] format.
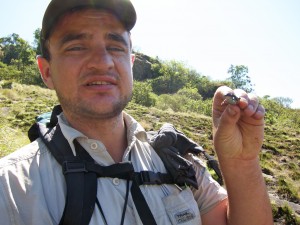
[66, 46, 86, 51]
[107, 46, 124, 52]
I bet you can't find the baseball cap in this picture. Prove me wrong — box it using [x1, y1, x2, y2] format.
[41, 0, 137, 41]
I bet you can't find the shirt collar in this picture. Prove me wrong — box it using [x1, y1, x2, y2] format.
[57, 111, 148, 156]
[57, 113, 87, 156]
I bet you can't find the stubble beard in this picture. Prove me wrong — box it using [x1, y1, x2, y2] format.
[56, 92, 132, 121]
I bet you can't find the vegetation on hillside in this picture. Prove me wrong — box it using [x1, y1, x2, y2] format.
[1, 32, 300, 224]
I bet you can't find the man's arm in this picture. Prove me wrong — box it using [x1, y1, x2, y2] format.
[203, 86, 273, 225]
[201, 199, 228, 225]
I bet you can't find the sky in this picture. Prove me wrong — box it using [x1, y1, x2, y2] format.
[1, 0, 300, 108]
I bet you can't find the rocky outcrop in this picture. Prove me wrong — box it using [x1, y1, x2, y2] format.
[132, 53, 160, 81]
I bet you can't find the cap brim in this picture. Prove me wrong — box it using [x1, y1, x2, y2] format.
[41, 0, 136, 40]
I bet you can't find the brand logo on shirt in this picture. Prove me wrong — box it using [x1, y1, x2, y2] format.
[174, 209, 195, 224]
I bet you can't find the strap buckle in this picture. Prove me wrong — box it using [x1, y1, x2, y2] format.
[139, 171, 163, 185]
[62, 161, 88, 174]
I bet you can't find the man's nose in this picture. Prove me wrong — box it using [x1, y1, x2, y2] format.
[86, 48, 114, 70]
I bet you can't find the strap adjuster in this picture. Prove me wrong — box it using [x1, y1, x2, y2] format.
[63, 161, 88, 174]
[139, 171, 163, 185]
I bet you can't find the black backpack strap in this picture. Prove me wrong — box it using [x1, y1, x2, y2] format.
[39, 124, 97, 225]
[28, 123, 40, 142]
[131, 180, 157, 225]
[202, 152, 223, 185]
[48, 105, 62, 128]
[61, 165, 97, 225]
[60, 141, 97, 225]
[28, 105, 62, 142]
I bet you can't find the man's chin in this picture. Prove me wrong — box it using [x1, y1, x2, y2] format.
[57, 93, 132, 120]
[76, 100, 129, 120]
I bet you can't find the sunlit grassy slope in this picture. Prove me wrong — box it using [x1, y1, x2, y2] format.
[1, 83, 299, 224]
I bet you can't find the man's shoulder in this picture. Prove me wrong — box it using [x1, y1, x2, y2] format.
[0, 138, 49, 170]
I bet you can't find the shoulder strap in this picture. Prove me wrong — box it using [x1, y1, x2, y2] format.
[38, 123, 97, 225]
[28, 105, 62, 142]
[33, 105, 96, 225]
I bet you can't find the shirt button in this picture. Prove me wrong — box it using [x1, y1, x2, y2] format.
[90, 142, 98, 150]
[112, 178, 120, 186]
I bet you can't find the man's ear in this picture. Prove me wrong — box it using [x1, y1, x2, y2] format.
[130, 54, 135, 68]
[36, 55, 54, 89]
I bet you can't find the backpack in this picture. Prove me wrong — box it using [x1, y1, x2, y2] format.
[28, 105, 222, 225]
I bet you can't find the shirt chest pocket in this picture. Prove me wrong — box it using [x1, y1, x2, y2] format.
[162, 187, 201, 225]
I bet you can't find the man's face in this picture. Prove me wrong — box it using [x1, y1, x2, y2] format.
[39, 9, 134, 121]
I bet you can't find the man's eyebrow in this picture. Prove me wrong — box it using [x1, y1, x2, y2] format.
[106, 33, 129, 47]
[59, 33, 92, 47]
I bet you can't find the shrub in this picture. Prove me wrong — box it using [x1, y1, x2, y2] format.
[132, 81, 157, 107]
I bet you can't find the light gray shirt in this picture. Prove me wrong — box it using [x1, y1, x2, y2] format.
[0, 112, 227, 225]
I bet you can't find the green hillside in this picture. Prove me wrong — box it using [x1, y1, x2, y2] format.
[0, 83, 299, 224]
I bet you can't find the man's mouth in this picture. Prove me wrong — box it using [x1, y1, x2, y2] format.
[87, 81, 112, 86]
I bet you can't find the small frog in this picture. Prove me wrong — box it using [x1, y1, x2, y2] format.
[221, 93, 240, 105]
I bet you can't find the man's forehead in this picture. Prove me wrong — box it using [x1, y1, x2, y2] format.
[48, 10, 130, 48]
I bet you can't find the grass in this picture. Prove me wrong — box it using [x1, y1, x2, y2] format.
[0, 83, 58, 157]
[277, 177, 300, 203]
[272, 203, 300, 225]
[1, 82, 300, 223]
[0, 124, 29, 158]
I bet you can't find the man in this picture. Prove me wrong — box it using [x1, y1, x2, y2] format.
[0, 0, 273, 224]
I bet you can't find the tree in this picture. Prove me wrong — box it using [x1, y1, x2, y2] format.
[132, 81, 157, 107]
[0, 33, 35, 69]
[151, 60, 190, 94]
[227, 64, 254, 93]
[33, 28, 42, 56]
[0, 62, 22, 81]
[273, 97, 293, 109]
[193, 76, 231, 100]
[177, 87, 202, 100]
[0, 45, 3, 62]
